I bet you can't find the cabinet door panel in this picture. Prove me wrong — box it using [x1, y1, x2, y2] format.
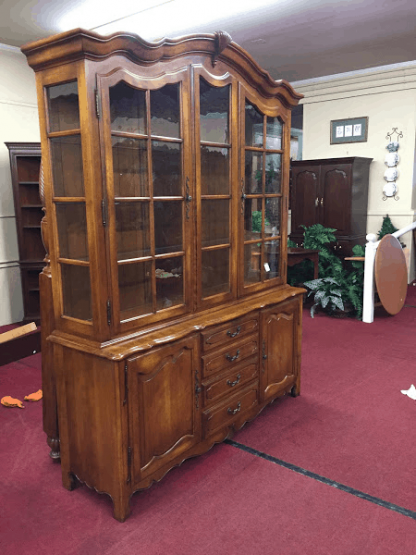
[128, 336, 200, 482]
[260, 299, 299, 402]
[321, 164, 351, 235]
[291, 167, 320, 234]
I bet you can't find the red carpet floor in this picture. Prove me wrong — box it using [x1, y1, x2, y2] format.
[1, 291, 416, 554]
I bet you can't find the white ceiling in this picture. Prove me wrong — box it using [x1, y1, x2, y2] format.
[2, 0, 416, 82]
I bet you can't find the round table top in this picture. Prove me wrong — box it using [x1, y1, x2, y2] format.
[375, 234, 407, 315]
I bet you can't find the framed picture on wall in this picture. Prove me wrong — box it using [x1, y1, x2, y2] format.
[330, 117, 368, 144]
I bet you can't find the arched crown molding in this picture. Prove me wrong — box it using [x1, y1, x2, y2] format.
[21, 28, 303, 108]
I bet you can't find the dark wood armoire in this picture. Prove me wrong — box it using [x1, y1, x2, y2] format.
[290, 157, 372, 256]
[22, 28, 304, 521]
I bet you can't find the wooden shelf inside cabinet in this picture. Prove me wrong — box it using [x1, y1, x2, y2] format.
[6, 142, 44, 324]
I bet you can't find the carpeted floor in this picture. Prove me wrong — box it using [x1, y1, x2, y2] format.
[1, 288, 415, 554]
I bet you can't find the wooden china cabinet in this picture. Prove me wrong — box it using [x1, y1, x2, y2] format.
[22, 29, 304, 521]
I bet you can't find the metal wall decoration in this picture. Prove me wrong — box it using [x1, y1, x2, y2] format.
[383, 128, 402, 200]
[330, 116, 368, 144]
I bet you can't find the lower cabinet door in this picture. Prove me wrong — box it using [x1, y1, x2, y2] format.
[260, 299, 299, 402]
[127, 335, 201, 483]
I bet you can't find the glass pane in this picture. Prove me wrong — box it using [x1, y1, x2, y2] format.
[265, 154, 282, 194]
[152, 142, 181, 196]
[61, 264, 92, 320]
[202, 199, 229, 247]
[56, 202, 88, 261]
[201, 146, 229, 195]
[47, 81, 80, 133]
[119, 261, 152, 320]
[264, 240, 280, 280]
[245, 101, 263, 147]
[110, 81, 146, 134]
[265, 197, 281, 237]
[244, 197, 263, 241]
[200, 79, 230, 144]
[151, 84, 180, 138]
[202, 248, 229, 298]
[245, 151, 263, 194]
[112, 137, 148, 197]
[50, 135, 84, 197]
[115, 202, 150, 260]
[244, 243, 261, 284]
[266, 116, 283, 150]
[154, 201, 182, 254]
[156, 256, 183, 310]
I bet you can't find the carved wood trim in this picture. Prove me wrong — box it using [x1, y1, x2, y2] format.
[22, 29, 303, 107]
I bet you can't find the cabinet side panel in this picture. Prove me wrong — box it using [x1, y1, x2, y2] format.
[57, 347, 125, 495]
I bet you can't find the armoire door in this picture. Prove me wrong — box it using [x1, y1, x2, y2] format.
[98, 67, 193, 334]
[291, 164, 320, 235]
[260, 299, 299, 402]
[320, 163, 352, 235]
[126, 335, 201, 483]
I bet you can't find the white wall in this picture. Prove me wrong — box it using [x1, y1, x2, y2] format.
[0, 44, 40, 326]
[291, 62, 416, 282]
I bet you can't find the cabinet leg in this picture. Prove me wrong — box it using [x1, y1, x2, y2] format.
[62, 471, 77, 491]
[112, 493, 131, 523]
[290, 381, 301, 397]
[46, 436, 60, 460]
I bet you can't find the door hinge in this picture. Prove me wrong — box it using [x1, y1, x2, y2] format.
[101, 199, 107, 226]
[95, 88, 101, 119]
[123, 362, 128, 406]
[126, 446, 132, 484]
[106, 299, 111, 326]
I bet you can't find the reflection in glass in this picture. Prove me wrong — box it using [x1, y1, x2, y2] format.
[119, 261, 152, 320]
[201, 146, 229, 195]
[200, 79, 230, 144]
[152, 142, 181, 196]
[110, 81, 146, 134]
[244, 243, 261, 284]
[264, 240, 280, 280]
[156, 256, 183, 310]
[245, 101, 263, 147]
[244, 197, 263, 241]
[266, 116, 283, 150]
[48, 81, 80, 133]
[265, 154, 282, 193]
[56, 203, 88, 261]
[245, 151, 263, 194]
[112, 137, 148, 197]
[265, 198, 281, 237]
[202, 248, 229, 298]
[154, 201, 182, 254]
[151, 84, 180, 138]
[50, 135, 84, 197]
[115, 202, 150, 260]
[61, 264, 92, 320]
[202, 199, 229, 247]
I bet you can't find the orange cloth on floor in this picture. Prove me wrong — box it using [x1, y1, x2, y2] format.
[24, 390, 43, 402]
[1, 396, 24, 408]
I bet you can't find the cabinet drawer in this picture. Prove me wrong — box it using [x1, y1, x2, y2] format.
[202, 360, 258, 406]
[203, 383, 258, 438]
[201, 334, 259, 379]
[201, 314, 259, 353]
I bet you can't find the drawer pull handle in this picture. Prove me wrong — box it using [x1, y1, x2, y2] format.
[227, 326, 241, 338]
[227, 402, 241, 415]
[227, 374, 241, 387]
[226, 350, 240, 362]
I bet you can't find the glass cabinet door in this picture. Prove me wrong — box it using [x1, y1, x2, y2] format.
[46, 81, 93, 322]
[241, 97, 285, 292]
[196, 73, 235, 306]
[100, 69, 192, 330]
